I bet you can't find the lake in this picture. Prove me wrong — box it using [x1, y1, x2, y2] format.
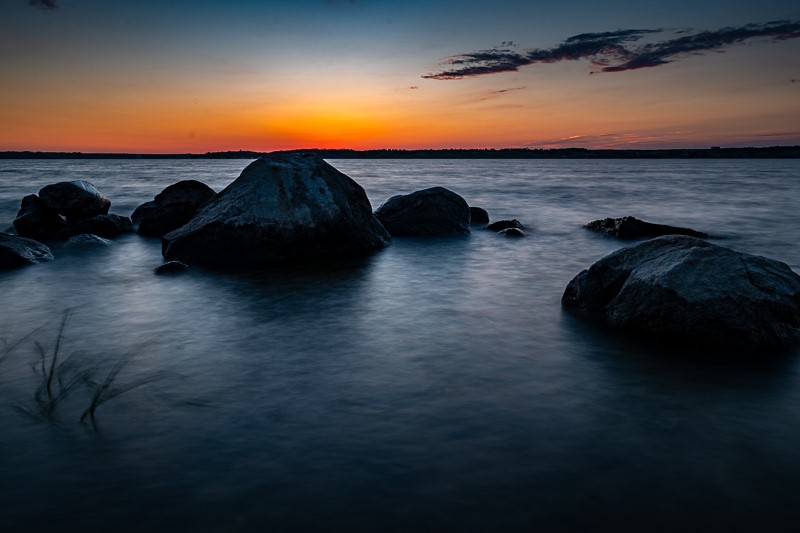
[1, 158, 800, 532]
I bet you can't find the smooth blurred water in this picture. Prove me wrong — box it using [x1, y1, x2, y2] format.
[1, 158, 799, 532]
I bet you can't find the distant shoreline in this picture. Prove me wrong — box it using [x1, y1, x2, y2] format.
[1, 146, 799, 159]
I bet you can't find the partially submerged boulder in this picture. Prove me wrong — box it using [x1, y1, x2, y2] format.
[55, 214, 133, 240]
[162, 154, 390, 267]
[469, 206, 490, 225]
[132, 180, 215, 237]
[38, 180, 110, 222]
[0, 232, 54, 269]
[13, 194, 66, 241]
[562, 235, 800, 349]
[499, 227, 525, 238]
[155, 260, 189, 274]
[374, 186, 470, 236]
[585, 216, 708, 239]
[487, 219, 524, 232]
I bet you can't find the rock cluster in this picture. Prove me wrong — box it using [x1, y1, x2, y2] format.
[13, 180, 131, 242]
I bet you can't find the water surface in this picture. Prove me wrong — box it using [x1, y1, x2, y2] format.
[1, 159, 799, 532]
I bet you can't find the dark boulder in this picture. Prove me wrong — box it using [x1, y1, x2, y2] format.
[132, 180, 215, 237]
[374, 187, 470, 236]
[585, 216, 708, 239]
[55, 214, 133, 241]
[487, 219, 524, 232]
[499, 227, 526, 238]
[562, 235, 800, 348]
[162, 154, 390, 267]
[12, 194, 66, 241]
[155, 261, 189, 274]
[469, 206, 490, 225]
[0, 232, 54, 269]
[38, 180, 110, 222]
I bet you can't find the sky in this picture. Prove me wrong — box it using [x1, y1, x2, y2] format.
[1, 0, 799, 152]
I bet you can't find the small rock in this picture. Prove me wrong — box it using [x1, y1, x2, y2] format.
[584, 216, 708, 239]
[64, 234, 112, 247]
[499, 227, 525, 237]
[155, 261, 189, 274]
[487, 219, 524, 232]
[0, 232, 54, 269]
[469, 206, 490, 225]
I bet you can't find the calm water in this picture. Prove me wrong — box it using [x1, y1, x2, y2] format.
[1, 158, 799, 532]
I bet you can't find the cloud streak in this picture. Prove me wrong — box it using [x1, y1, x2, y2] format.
[423, 21, 800, 80]
[29, 0, 58, 10]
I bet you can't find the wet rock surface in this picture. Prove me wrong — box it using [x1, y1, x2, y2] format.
[0, 232, 54, 269]
[163, 154, 390, 267]
[374, 186, 470, 236]
[562, 235, 800, 349]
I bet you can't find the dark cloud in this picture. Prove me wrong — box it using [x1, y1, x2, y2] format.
[423, 21, 800, 80]
[29, 0, 58, 10]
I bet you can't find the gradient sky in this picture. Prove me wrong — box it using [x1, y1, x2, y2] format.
[1, 0, 799, 152]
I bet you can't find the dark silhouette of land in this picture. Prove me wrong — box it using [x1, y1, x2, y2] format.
[1, 146, 798, 159]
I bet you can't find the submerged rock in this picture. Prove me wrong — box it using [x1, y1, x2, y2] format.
[155, 260, 189, 274]
[469, 206, 490, 225]
[585, 216, 708, 239]
[63, 234, 112, 248]
[38, 180, 110, 222]
[487, 219, 524, 232]
[374, 186, 470, 236]
[0, 232, 54, 269]
[499, 227, 526, 238]
[562, 235, 800, 348]
[132, 180, 215, 237]
[55, 214, 133, 240]
[13, 194, 67, 241]
[162, 154, 390, 267]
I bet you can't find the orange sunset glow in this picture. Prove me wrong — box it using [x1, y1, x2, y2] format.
[2, 1, 799, 152]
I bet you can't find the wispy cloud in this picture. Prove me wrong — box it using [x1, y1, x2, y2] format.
[423, 21, 800, 80]
[479, 86, 526, 100]
[29, 0, 58, 10]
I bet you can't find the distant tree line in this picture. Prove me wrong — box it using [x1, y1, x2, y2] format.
[1, 146, 798, 159]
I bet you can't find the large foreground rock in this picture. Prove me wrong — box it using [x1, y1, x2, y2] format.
[0, 232, 54, 269]
[162, 154, 390, 267]
[38, 180, 110, 222]
[562, 235, 800, 348]
[374, 187, 470, 236]
[132, 180, 215, 237]
[585, 216, 708, 239]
